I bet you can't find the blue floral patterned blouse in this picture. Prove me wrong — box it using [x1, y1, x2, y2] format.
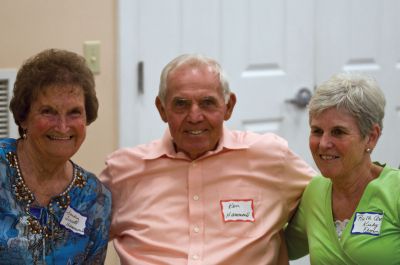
[0, 138, 112, 264]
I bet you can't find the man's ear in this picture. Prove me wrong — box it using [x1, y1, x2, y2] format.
[224, 93, 237, 121]
[155, 97, 168, 123]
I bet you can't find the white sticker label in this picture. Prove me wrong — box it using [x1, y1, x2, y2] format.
[61, 206, 87, 235]
[351, 212, 383, 236]
[220, 199, 255, 222]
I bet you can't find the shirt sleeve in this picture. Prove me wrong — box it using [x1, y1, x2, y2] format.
[84, 177, 112, 264]
[98, 148, 140, 240]
[98, 160, 120, 240]
[280, 142, 316, 218]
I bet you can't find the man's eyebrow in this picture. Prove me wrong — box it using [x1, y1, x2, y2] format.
[172, 97, 190, 101]
[202, 96, 216, 99]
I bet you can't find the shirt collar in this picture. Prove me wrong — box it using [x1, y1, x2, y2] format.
[142, 126, 249, 161]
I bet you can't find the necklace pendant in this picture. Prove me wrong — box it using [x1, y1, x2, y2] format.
[55, 194, 71, 209]
[27, 216, 43, 234]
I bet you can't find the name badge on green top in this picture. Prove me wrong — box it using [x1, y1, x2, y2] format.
[351, 212, 383, 236]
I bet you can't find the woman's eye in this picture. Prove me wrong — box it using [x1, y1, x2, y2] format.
[41, 108, 54, 115]
[70, 110, 82, 117]
[332, 128, 344, 136]
[310, 128, 322, 135]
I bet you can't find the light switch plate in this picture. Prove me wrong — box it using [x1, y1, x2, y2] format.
[83, 41, 101, 74]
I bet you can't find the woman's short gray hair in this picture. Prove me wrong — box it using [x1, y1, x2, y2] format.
[158, 54, 231, 105]
[308, 72, 386, 138]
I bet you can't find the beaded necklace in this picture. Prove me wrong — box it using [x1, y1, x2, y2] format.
[7, 151, 86, 237]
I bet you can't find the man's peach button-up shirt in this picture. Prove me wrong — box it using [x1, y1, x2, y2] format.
[100, 127, 316, 265]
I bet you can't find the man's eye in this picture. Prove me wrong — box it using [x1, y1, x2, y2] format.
[173, 99, 190, 108]
[200, 99, 216, 108]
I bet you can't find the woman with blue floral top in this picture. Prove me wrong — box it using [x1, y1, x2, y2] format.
[0, 49, 111, 264]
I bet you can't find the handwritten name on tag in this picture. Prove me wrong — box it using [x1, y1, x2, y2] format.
[351, 212, 383, 236]
[61, 206, 87, 235]
[220, 199, 255, 222]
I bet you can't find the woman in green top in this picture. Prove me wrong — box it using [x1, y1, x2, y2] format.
[285, 73, 400, 264]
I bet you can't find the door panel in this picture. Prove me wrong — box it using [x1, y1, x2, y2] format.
[222, 0, 314, 165]
[135, 0, 181, 144]
[119, 0, 224, 147]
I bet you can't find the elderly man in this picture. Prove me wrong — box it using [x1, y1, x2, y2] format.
[100, 54, 315, 265]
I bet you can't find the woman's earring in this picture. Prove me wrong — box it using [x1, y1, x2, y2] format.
[22, 129, 27, 139]
[366, 148, 372, 153]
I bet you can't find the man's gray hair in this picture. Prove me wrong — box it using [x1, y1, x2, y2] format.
[158, 54, 231, 105]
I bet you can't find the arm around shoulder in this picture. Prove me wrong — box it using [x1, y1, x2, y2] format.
[284, 200, 309, 260]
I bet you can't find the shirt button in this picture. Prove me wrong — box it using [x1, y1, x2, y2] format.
[192, 254, 199, 260]
[193, 226, 200, 233]
[193, 195, 200, 201]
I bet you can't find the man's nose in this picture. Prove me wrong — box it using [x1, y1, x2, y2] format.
[187, 104, 204, 122]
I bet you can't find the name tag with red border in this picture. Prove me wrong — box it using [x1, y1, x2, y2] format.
[220, 199, 255, 222]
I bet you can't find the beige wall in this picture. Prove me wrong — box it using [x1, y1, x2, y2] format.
[0, 0, 119, 264]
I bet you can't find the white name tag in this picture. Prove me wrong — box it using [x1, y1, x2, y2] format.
[351, 212, 383, 236]
[220, 199, 255, 222]
[61, 206, 87, 235]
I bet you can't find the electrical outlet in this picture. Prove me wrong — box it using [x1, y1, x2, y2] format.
[83, 41, 101, 74]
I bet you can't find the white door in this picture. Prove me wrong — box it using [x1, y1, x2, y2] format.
[315, 0, 400, 168]
[118, 0, 315, 166]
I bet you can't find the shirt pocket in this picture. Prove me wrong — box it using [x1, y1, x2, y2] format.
[215, 188, 264, 238]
